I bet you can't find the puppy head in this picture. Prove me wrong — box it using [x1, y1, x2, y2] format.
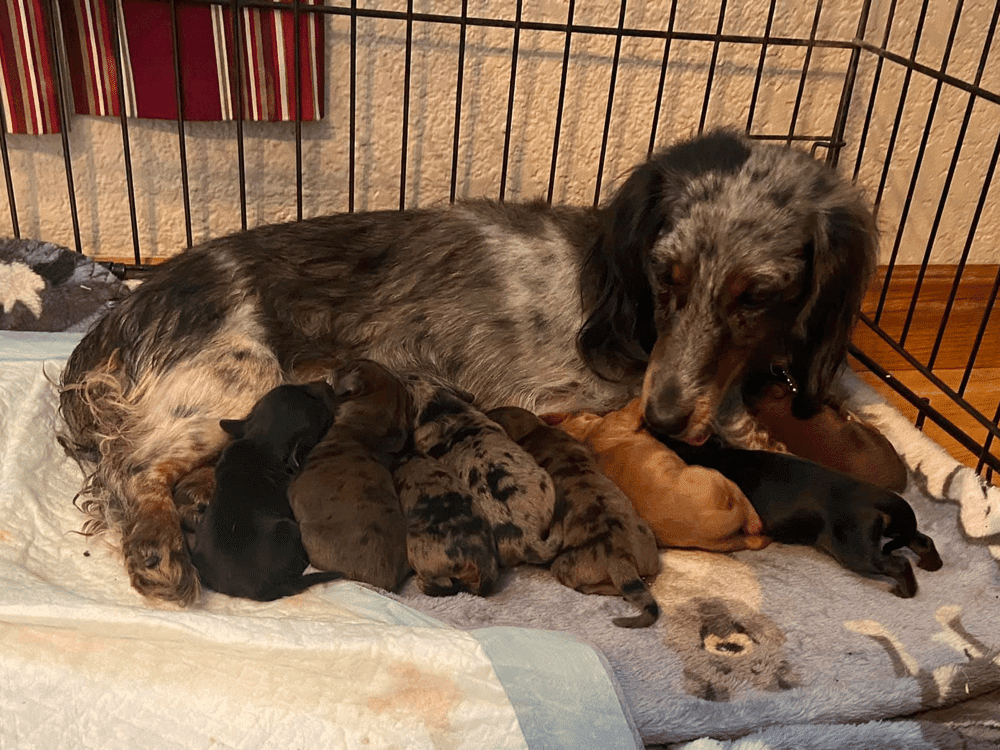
[595, 129, 876, 441]
[221, 381, 338, 466]
[333, 359, 413, 453]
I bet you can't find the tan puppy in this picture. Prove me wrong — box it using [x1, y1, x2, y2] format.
[288, 360, 413, 592]
[552, 398, 769, 552]
[488, 406, 661, 627]
[751, 383, 908, 493]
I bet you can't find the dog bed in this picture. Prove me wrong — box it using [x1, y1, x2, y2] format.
[1, 332, 998, 748]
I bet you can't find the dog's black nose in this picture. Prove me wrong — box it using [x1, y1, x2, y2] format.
[643, 389, 689, 438]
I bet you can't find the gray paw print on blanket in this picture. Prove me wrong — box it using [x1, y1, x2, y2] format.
[662, 596, 798, 701]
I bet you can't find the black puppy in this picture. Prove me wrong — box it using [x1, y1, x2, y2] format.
[186, 382, 344, 601]
[666, 438, 942, 598]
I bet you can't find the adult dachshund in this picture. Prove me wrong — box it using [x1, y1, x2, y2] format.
[59, 129, 876, 604]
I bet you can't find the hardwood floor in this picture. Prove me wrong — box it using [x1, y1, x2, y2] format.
[851, 264, 999, 478]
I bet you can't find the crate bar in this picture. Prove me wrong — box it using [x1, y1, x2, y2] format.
[293, 0, 303, 221]
[925, 4, 999, 371]
[170, 0, 193, 248]
[854, 40, 1000, 106]
[107, 0, 141, 264]
[230, 0, 247, 230]
[645, 0, 677, 157]
[546, 0, 574, 205]
[745, 0, 777, 138]
[960, 264, 1000, 397]
[848, 345, 1000, 476]
[44, 0, 81, 253]
[194, 0, 858, 53]
[448, 0, 468, 204]
[498, 0, 522, 203]
[785, 0, 823, 145]
[856, 312, 1000, 441]
[399, 0, 413, 210]
[826, 0, 872, 169]
[697, 0, 727, 135]
[0, 80, 18, 238]
[871, 0, 931, 326]
[849, 0, 898, 182]
[593, 0, 627, 207]
[978, 401, 1000, 480]
[349, 0, 356, 212]
[893, 0, 966, 349]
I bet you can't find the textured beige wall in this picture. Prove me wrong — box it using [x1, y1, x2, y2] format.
[2, 0, 998, 264]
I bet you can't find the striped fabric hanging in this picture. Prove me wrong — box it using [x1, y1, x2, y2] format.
[1, 0, 325, 134]
[0, 0, 62, 134]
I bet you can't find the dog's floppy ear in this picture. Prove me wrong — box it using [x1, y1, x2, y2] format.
[220, 418, 246, 439]
[788, 199, 877, 418]
[578, 160, 665, 380]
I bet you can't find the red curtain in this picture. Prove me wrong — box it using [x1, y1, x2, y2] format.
[1, 0, 325, 134]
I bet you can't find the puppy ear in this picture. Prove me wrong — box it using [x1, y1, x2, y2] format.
[578, 161, 664, 380]
[219, 418, 246, 439]
[788, 201, 877, 418]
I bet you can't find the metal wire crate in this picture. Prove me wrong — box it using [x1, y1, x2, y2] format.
[1, 0, 997, 478]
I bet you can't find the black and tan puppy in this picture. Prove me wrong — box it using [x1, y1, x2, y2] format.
[666, 438, 942, 598]
[408, 378, 561, 568]
[186, 382, 344, 601]
[394, 450, 500, 596]
[488, 406, 660, 628]
[288, 360, 412, 591]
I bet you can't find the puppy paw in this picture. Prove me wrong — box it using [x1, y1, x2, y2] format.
[123, 519, 200, 605]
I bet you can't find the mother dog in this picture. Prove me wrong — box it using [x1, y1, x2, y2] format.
[59, 129, 876, 604]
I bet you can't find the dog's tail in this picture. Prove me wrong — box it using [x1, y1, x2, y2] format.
[608, 555, 659, 628]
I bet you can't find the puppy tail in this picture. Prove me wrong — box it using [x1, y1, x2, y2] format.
[608, 557, 659, 628]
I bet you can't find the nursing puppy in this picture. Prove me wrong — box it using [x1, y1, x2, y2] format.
[288, 360, 412, 592]
[187, 382, 343, 601]
[750, 381, 908, 492]
[489, 406, 660, 627]
[408, 377, 561, 568]
[666, 438, 942, 597]
[394, 450, 500, 596]
[554, 399, 769, 552]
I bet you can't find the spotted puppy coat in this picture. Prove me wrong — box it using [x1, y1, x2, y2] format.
[186, 382, 343, 601]
[488, 406, 660, 628]
[407, 376, 561, 568]
[287, 360, 412, 592]
[394, 449, 500, 596]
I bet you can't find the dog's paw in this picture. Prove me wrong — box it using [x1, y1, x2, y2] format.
[123, 520, 200, 605]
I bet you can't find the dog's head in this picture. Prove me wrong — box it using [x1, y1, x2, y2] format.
[220, 381, 338, 467]
[579, 129, 876, 443]
[333, 359, 413, 454]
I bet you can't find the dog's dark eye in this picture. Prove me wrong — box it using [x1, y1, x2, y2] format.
[737, 288, 776, 310]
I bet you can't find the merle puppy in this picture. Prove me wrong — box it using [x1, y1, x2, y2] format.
[186, 382, 343, 601]
[394, 449, 500, 597]
[488, 406, 660, 627]
[408, 376, 562, 569]
[288, 360, 412, 592]
[666, 438, 942, 597]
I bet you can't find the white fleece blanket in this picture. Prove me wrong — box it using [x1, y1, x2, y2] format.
[0, 332, 642, 750]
